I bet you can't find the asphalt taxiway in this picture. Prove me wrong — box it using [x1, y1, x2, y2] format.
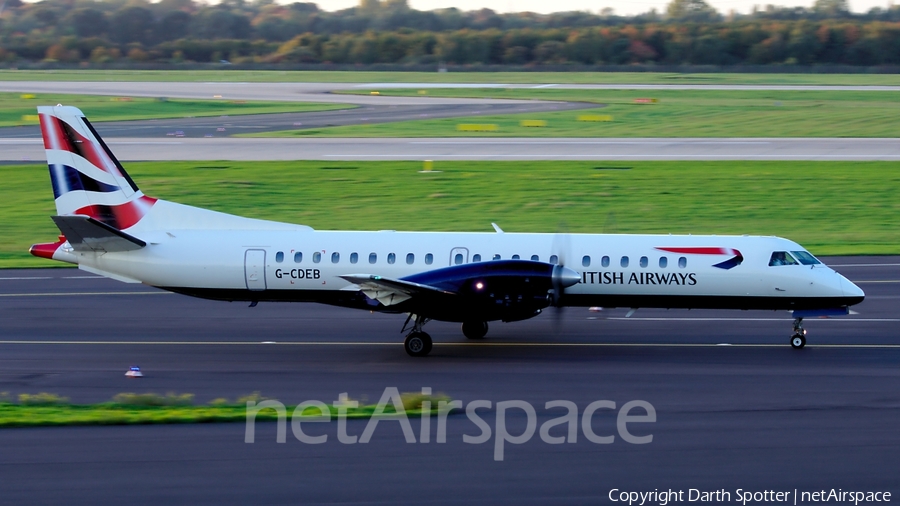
[0, 257, 898, 503]
[4, 136, 900, 161]
[2, 81, 899, 102]
[0, 102, 593, 140]
[2, 80, 898, 162]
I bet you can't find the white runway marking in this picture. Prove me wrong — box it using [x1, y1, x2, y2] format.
[830, 263, 900, 267]
[410, 140, 772, 145]
[0, 291, 169, 297]
[325, 154, 900, 160]
[107, 141, 184, 145]
[0, 276, 105, 281]
[607, 317, 900, 322]
[0, 340, 898, 349]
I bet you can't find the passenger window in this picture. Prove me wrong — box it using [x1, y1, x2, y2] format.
[313, 252, 321, 263]
[512, 254, 520, 260]
[531, 255, 539, 262]
[621, 256, 629, 268]
[640, 256, 648, 268]
[493, 254, 501, 261]
[425, 253, 433, 265]
[769, 251, 798, 266]
[582, 255, 591, 267]
[369, 253, 377, 264]
[549, 255, 558, 265]
[601, 256, 610, 268]
[454, 253, 463, 265]
[473, 254, 482, 262]
[791, 251, 821, 266]
[387, 253, 396, 264]
[350, 252, 358, 264]
[331, 252, 340, 263]
[275, 251, 284, 263]
[406, 253, 415, 265]
[659, 257, 667, 268]
[294, 252, 302, 263]
[678, 257, 687, 268]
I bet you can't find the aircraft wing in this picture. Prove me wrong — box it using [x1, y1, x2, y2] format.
[51, 215, 146, 253]
[339, 274, 455, 307]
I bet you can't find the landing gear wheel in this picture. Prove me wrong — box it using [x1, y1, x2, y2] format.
[405, 331, 433, 357]
[790, 334, 806, 349]
[461, 321, 489, 340]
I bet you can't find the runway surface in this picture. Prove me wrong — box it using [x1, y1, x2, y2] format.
[3, 80, 898, 162]
[0, 101, 592, 140]
[0, 81, 551, 105]
[3, 81, 899, 101]
[4, 136, 900, 161]
[0, 257, 898, 504]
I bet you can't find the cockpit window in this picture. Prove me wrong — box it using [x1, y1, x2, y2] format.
[769, 251, 798, 266]
[791, 251, 821, 266]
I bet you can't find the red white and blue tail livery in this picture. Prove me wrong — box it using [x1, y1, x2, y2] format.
[30, 106, 864, 355]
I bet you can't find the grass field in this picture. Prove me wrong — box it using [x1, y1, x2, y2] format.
[2, 70, 900, 85]
[0, 391, 450, 427]
[252, 88, 900, 138]
[0, 92, 348, 127]
[4, 160, 897, 268]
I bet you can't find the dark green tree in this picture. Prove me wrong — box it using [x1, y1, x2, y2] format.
[666, 0, 719, 22]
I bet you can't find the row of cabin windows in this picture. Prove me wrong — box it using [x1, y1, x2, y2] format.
[581, 255, 687, 269]
[274, 251, 687, 269]
[274, 251, 435, 265]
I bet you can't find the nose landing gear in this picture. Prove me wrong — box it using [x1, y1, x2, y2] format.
[790, 317, 807, 349]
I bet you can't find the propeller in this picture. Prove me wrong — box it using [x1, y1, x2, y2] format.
[549, 232, 580, 332]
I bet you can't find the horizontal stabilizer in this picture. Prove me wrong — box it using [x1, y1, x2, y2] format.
[51, 215, 146, 253]
[340, 274, 453, 307]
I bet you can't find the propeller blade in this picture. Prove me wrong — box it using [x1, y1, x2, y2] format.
[551, 264, 580, 307]
[550, 232, 571, 268]
[549, 231, 577, 336]
[553, 306, 564, 335]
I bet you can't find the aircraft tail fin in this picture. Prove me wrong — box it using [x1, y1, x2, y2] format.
[38, 105, 156, 231]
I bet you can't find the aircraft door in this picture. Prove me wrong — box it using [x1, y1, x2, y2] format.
[449, 247, 469, 266]
[244, 249, 267, 291]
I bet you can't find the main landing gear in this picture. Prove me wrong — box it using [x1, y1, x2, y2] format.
[790, 317, 807, 349]
[400, 316, 492, 357]
[402, 314, 433, 357]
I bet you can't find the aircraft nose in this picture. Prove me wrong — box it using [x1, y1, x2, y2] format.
[840, 275, 865, 302]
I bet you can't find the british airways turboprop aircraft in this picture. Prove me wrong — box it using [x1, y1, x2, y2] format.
[30, 106, 864, 356]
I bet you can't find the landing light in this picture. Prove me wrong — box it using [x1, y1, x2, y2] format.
[475, 282, 484, 290]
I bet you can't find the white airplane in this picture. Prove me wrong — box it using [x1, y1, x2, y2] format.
[31, 105, 864, 356]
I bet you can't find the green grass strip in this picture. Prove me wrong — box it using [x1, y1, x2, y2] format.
[1, 92, 349, 127]
[3, 70, 900, 85]
[252, 88, 900, 138]
[0, 392, 451, 428]
[0, 404, 447, 428]
[5, 160, 898, 269]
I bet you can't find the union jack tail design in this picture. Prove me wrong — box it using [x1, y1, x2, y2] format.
[38, 105, 156, 230]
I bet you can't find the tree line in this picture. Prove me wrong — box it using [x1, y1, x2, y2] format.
[1, 0, 899, 66]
